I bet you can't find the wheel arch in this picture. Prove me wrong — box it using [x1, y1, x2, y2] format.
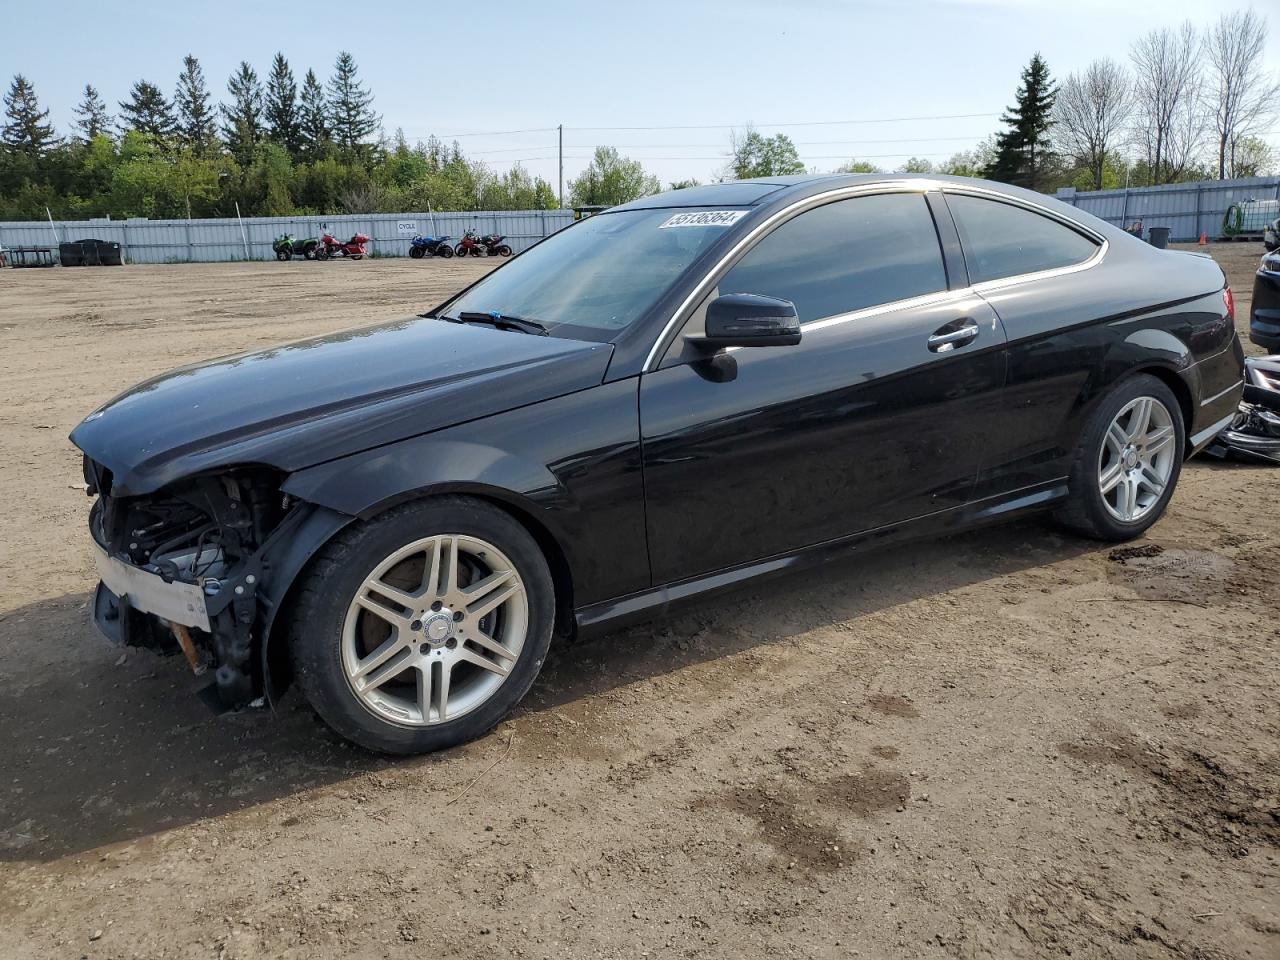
[259, 484, 577, 702]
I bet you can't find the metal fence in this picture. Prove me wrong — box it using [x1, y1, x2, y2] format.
[0, 209, 575, 264]
[1055, 176, 1280, 242]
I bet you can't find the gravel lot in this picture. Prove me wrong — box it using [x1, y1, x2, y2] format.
[0, 245, 1276, 960]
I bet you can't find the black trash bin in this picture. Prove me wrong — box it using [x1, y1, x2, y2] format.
[1148, 226, 1170, 249]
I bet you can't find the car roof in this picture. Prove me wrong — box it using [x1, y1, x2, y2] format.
[609, 174, 1119, 238]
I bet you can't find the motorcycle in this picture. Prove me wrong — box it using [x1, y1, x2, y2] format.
[454, 231, 513, 258]
[315, 232, 370, 261]
[480, 233, 513, 257]
[408, 234, 454, 259]
[1205, 354, 1280, 464]
[272, 234, 320, 261]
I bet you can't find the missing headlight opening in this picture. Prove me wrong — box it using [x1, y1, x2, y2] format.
[87, 462, 290, 707]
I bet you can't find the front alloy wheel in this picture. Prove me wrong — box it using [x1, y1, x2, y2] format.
[290, 496, 555, 754]
[342, 534, 528, 726]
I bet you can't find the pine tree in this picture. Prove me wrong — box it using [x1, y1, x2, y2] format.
[326, 51, 380, 156]
[221, 61, 263, 165]
[299, 68, 330, 158]
[3, 74, 58, 155]
[985, 53, 1058, 190]
[175, 55, 217, 155]
[118, 79, 178, 148]
[72, 84, 111, 142]
[264, 53, 301, 157]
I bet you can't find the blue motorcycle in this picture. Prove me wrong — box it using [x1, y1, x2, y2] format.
[408, 234, 454, 259]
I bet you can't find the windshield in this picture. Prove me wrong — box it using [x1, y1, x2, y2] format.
[442, 208, 745, 340]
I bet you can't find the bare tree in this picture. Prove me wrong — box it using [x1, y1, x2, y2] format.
[1130, 21, 1204, 184]
[1204, 9, 1280, 179]
[1055, 58, 1132, 190]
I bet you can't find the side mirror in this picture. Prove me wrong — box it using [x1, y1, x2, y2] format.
[692, 293, 802, 350]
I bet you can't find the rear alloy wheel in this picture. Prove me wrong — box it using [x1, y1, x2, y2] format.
[1097, 396, 1177, 523]
[1055, 374, 1184, 540]
[290, 497, 554, 754]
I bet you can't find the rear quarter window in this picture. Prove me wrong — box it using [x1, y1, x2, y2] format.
[946, 193, 1099, 284]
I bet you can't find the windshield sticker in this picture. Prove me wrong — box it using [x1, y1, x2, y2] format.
[659, 210, 748, 229]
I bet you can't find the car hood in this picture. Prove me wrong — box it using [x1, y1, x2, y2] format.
[71, 316, 613, 496]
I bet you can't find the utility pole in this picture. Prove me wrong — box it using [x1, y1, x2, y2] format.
[558, 124, 564, 209]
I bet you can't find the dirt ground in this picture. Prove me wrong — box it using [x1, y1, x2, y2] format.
[0, 245, 1276, 960]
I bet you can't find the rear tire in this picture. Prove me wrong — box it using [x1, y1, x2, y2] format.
[1054, 374, 1184, 541]
[289, 497, 555, 755]
[496, 244, 512, 257]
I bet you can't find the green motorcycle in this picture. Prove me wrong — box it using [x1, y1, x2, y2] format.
[272, 233, 320, 261]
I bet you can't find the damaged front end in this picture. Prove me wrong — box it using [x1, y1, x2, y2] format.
[1205, 355, 1280, 465]
[83, 459, 347, 708]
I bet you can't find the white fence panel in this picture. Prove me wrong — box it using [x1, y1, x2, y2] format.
[0, 209, 576, 264]
[1056, 176, 1280, 241]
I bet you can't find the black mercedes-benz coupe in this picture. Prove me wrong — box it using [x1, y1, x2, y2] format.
[72, 174, 1245, 753]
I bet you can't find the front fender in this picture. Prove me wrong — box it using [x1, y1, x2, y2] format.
[281, 438, 570, 521]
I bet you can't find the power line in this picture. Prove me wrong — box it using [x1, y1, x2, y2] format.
[401, 111, 1001, 141]
[570, 112, 1000, 131]
[465, 134, 993, 155]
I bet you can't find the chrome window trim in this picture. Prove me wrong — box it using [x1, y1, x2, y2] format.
[939, 185, 1108, 291]
[643, 180, 932, 372]
[643, 179, 1109, 372]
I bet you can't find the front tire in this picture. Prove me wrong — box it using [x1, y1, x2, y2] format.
[409, 246, 425, 259]
[275, 249, 291, 262]
[1054, 374, 1184, 541]
[289, 497, 555, 755]
[438, 245, 454, 258]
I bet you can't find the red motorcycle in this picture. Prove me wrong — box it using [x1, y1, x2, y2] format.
[314, 232, 370, 260]
[454, 231, 512, 258]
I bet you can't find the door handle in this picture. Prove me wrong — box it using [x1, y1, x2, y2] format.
[927, 320, 980, 353]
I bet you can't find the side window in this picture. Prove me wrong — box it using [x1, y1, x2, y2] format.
[946, 193, 1099, 284]
[717, 194, 947, 324]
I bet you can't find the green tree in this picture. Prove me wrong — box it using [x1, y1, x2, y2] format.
[3, 74, 58, 156]
[938, 136, 997, 179]
[728, 128, 805, 179]
[175, 55, 217, 156]
[833, 159, 882, 174]
[1231, 136, 1277, 178]
[221, 61, 263, 166]
[985, 53, 1058, 190]
[72, 84, 111, 142]
[326, 51, 380, 157]
[900, 157, 934, 173]
[243, 142, 296, 215]
[264, 53, 301, 158]
[668, 178, 701, 190]
[478, 164, 558, 210]
[118, 80, 177, 149]
[299, 69, 330, 159]
[568, 146, 660, 207]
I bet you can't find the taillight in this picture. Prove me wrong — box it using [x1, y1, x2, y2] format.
[1224, 286, 1235, 322]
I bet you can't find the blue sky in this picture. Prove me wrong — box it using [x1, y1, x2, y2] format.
[3, 0, 1276, 187]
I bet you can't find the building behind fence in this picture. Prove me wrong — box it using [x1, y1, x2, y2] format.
[1056, 175, 1280, 241]
[3, 175, 1280, 263]
[0, 209, 575, 264]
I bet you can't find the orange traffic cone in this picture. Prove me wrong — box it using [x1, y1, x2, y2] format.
[1199, 232, 1207, 246]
